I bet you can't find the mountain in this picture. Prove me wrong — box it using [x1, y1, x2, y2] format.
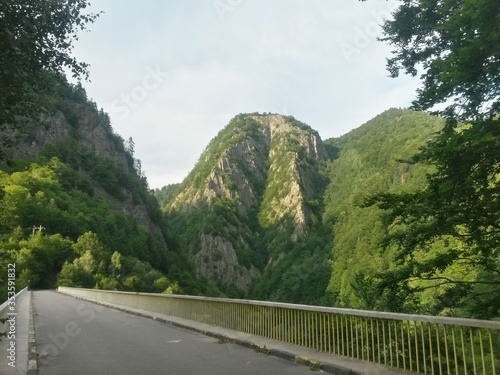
[164, 113, 331, 299]
[162, 109, 464, 312]
[0, 76, 208, 300]
[4, 85, 489, 318]
[323, 109, 444, 310]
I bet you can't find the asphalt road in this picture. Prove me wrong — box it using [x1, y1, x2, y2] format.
[33, 291, 320, 375]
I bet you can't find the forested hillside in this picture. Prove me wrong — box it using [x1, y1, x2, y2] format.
[322, 109, 499, 318]
[1, 0, 497, 322]
[2, 94, 496, 320]
[163, 113, 331, 300]
[0, 75, 211, 303]
[165, 108, 427, 307]
[159, 108, 498, 319]
[323, 109, 444, 311]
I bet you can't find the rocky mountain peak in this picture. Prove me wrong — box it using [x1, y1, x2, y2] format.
[165, 113, 329, 292]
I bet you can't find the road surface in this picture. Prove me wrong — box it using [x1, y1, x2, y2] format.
[33, 291, 321, 375]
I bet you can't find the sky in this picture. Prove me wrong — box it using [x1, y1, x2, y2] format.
[69, 0, 421, 189]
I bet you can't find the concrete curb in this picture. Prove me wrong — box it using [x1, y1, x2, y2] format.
[27, 291, 38, 375]
[58, 292, 362, 375]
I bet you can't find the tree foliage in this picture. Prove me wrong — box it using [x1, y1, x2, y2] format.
[363, 0, 500, 317]
[379, 0, 499, 120]
[323, 109, 444, 312]
[57, 231, 181, 293]
[367, 117, 500, 316]
[0, 150, 207, 300]
[0, 0, 222, 303]
[0, 0, 100, 128]
[164, 113, 331, 302]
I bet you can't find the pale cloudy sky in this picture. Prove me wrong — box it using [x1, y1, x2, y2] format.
[70, 0, 420, 189]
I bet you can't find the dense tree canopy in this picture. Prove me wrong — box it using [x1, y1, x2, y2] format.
[0, 1, 221, 306]
[0, 155, 199, 302]
[364, 0, 500, 317]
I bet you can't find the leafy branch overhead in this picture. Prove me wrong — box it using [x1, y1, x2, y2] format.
[360, 0, 499, 119]
[0, 0, 100, 145]
[381, 0, 499, 120]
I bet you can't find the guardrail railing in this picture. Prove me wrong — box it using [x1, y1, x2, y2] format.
[58, 287, 499, 375]
[0, 287, 28, 316]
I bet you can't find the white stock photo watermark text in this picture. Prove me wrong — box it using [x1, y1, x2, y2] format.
[339, 2, 398, 62]
[5, 263, 16, 368]
[108, 65, 169, 120]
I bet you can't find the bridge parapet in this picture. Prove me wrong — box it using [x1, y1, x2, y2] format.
[57, 286, 499, 375]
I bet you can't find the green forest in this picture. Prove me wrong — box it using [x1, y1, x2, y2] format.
[0, 2, 220, 301]
[1, 0, 498, 323]
[0, 78, 217, 300]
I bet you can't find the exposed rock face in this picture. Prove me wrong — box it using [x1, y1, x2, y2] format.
[166, 114, 328, 292]
[4, 112, 69, 160]
[4, 105, 127, 167]
[194, 234, 260, 290]
[3, 103, 160, 235]
[252, 115, 327, 241]
[171, 123, 270, 211]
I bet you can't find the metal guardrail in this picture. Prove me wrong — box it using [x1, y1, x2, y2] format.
[58, 287, 500, 374]
[0, 287, 28, 316]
